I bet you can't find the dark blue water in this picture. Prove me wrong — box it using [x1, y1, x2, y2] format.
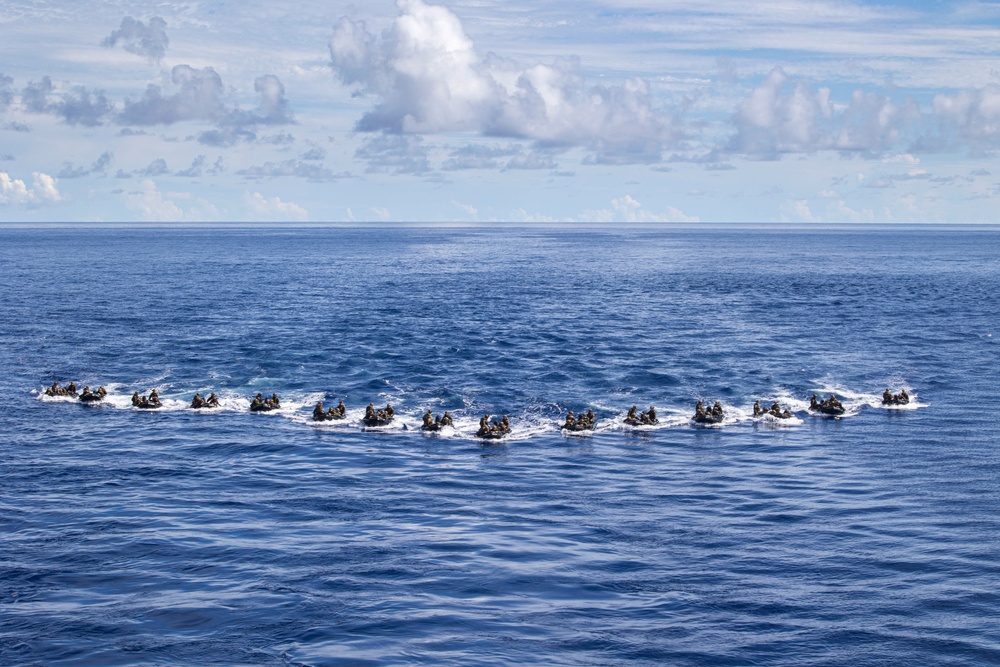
[2, 226, 999, 666]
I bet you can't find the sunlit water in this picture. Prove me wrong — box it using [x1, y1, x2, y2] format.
[1, 226, 998, 666]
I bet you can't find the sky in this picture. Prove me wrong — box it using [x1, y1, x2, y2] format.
[2, 0, 1000, 223]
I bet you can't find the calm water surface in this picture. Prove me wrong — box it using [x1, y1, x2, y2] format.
[1, 226, 998, 666]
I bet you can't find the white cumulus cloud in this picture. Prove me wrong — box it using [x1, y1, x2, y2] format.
[126, 179, 219, 221]
[933, 83, 1000, 152]
[246, 192, 309, 221]
[0, 171, 61, 205]
[329, 0, 678, 161]
[583, 195, 698, 222]
[729, 67, 915, 156]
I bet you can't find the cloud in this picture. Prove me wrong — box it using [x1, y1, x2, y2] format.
[54, 86, 114, 126]
[197, 126, 257, 146]
[176, 155, 206, 177]
[236, 159, 342, 182]
[58, 151, 113, 178]
[125, 179, 219, 221]
[0, 171, 61, 205]
[300, 146, 327, 161]
[441, 144, 518, 170]
[120, 65, 226, 125]
[20, 76, 114, 126]
[22, 77, 53, 113]
[504, 151, 558, 170]
[141, 158, 169, 177]
[119, 66, 294, 136]
[582, 195, 698, 222]
[102, 17, 169, 61]
[355, 134, 431, 174]
[779, 199, 819, 222]
[246, 191, 309, 221]
[453, 201, 478, 219]
[329, 0, 679, 161]
[728, 67, 914, 156]
[251, 75, 293, 124]
[728, 68, 831, 155]
[0, 73, 12, 112]
[933, 84, 1000, 153]
[260, 133, 294, 145]
[835, 89, 919, 152]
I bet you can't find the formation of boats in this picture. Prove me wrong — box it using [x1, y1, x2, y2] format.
[40, 381, 915, 439]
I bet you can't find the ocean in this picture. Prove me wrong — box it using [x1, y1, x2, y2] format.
[1, 225, 998, 665]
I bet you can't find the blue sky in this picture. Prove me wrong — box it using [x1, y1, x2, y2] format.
[2, 0, 1000, 222]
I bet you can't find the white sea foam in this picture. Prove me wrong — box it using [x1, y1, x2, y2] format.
[35, 390, 78, 404]
[752, 412, 804, 427]
[608, 408, 688, 431]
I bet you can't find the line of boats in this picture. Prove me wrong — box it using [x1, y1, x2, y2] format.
[42, 381, 914, 439]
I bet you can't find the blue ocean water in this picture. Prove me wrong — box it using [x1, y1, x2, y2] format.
[1, 225, 998, 666]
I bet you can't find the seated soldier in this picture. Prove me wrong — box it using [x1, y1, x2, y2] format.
[883, 388, 893, 403]
[423, 410, 434, 428]
[132, 391, 142, 406]
[334, 400, 346, 417]
[441, 411, 453, 427]
[627, 405, 638, 421]
[191, 393, 206, 408]
[96, 386, 107, 397]
[501, 415, 510, 432]
[753, 400, 762, 416]
[782, 409, 792, 419]
[385, 404, 394, 418]
[647, 406, 657, 423]
[563, 411, 576, 429]
[252, 392, 264, 407]
[810, 394, 819, 409]
[365, 403, 376, 420]
[695, 400, 705, 416]
[271, 393, 280, 407]
[898, 389, 909, 402]
[149, 389, 161, 405]
[313, 401, 326, 421]
[712, 401, 723, 416]
[47, 382, 60, 396]
[207, 392, 219, 407]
